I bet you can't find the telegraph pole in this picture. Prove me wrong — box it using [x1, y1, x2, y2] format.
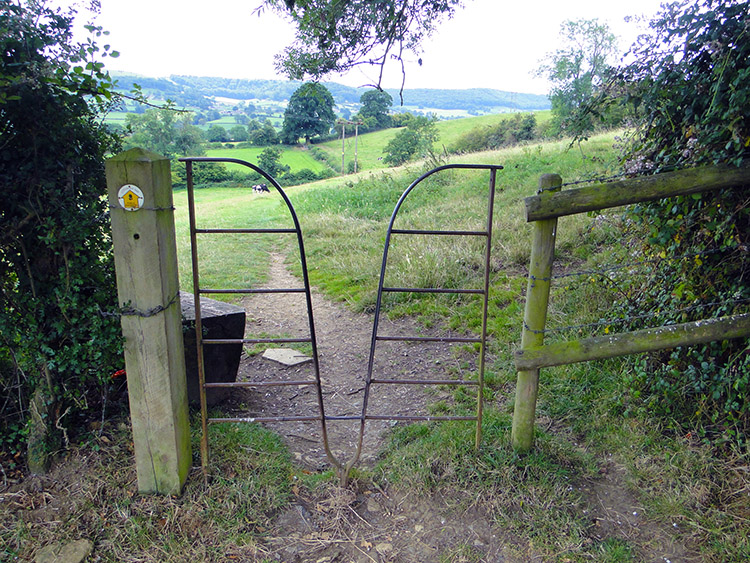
[338, 119, 364, 176]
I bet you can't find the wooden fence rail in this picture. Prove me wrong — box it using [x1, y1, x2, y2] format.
[512, 165, 750, 452]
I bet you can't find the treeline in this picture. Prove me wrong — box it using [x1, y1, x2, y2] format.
[111, 72, 550, 111]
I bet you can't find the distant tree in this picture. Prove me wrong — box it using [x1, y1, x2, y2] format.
[205, 123, 230, 143]
[229, 125, 249, 142]
[250, 120, 279, 146]
[235, 114, 249, 125]
[360, 89, 393, 129]
[280, 82, 336, 144]
[537, 19, 618, 136]
[125, 106, 204, 157]
[383, 115, 438, 166]
[261, 0, 463, 93]
[257, 146, 290, 177]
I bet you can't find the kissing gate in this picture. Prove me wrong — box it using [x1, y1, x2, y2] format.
[181, 157, 502, 485]
[106, 150, 750, 494]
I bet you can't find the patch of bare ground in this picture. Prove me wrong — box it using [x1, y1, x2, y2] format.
[0, 253, 708, 562]
[228, 253, 476, 470]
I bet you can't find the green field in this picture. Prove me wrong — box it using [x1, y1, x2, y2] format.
[205, 145, 330, 173]
[315, 110, 553, 172]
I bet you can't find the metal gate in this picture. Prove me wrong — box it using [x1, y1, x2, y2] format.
[181, 159, 501, 483]
[341, 164, 502, 478]
[180, 157, 342, 477]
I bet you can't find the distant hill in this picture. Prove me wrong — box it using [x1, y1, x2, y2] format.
[111, 72, 550, 113]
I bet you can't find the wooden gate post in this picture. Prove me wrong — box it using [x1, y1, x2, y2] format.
[105, 148, 192, 495]
[512, 174, 562, 452]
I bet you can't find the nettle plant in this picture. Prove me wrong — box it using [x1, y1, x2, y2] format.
[601, 0, 750, 442]
[1, 1, 125, 470]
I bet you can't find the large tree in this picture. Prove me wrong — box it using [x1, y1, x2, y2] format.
[0, 0, 123, 471]
[260, 0, 463, 91]
[359, 89, 393, 130]
[537, 18, 618, 135]
[280, 81, 336, 144]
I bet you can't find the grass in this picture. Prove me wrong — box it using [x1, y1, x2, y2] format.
[6, 129, 747, 561]
[204, 145, 330, 174]
[313, 110, 554, 173]
[0, 415, 295, 561]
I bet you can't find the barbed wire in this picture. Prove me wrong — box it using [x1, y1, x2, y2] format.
[523, 297, 750, 335]
[532, 247, 730, 283]
[536, 162, 700, 193]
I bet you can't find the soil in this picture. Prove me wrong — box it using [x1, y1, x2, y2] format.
[0, 254, 700, 562]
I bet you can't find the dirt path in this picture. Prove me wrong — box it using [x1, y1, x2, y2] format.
[230, 253, 471, 470]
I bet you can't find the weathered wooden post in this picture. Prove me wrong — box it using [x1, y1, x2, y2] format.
[105, 148, 192, 494]
[511, 174, 562, 452]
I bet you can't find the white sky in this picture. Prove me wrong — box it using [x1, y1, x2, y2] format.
[63, 0, 665, 95]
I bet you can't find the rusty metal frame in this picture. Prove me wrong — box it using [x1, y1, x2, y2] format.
[342, 164, 503, 480]
[179, 157, 342, 477]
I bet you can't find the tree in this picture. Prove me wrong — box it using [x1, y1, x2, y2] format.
[257, 146, 290, 177]
[229, 124, 249, 142]
[594, 0, 750, 440]
[205, 123, 230, 143]
[359, 89, 393, 129]
[537, 19, 618, 136]
[125, 105, 204, 157]
[280, 82, 336, 144]
[260, 0, 462, 92]
[383, 115, 438, 166]
[250, 120, 279, 146]
[0, 0, 123, 471]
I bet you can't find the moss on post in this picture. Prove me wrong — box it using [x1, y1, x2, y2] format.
[512, 174, 561, 452]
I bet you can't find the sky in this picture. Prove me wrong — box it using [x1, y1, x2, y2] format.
[64, 0, 666, 95]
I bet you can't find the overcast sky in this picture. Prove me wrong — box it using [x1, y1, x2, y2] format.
[65, 0, 666, 95]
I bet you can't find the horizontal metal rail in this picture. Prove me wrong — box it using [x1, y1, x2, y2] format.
[209, 416, 322, 424]
[382, 287, 484, 294]
[365, 415, 477, 422]
[195, 228, 297, 234]
[376, 335, 482, 343]
[203, 337, 311, 345]
[205, 380, 316, 388]
[371, 378, 479, 385]
[199, 288, 305, 294]
[390, 228, 488, 236]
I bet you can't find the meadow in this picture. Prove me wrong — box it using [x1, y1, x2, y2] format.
[4, 130, 746, 562]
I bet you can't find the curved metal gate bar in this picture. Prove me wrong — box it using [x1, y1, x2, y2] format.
[342, 163, 503, 481]
[179, 157, 343, 477]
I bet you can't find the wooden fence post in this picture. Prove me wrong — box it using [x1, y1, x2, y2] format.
[105, 148, 192, 495]
[511, 174, 562, 452]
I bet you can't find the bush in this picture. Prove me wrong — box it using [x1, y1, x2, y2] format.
[0, 3, 124, 469]
[449, 113, 538, 154]
[605, 0, 750, 443]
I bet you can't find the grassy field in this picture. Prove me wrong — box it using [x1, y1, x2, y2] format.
[166, 132, 749, 561]
[204, 146, 330, 174]
[314, 110, 553, 173]
[5, 133, 746, 562]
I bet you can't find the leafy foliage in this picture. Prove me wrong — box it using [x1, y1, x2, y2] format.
[261, 0, 462, 89]
[124, 104, 204, 157]
[538, 19, 619, 137]
[0, 1, 124, 465]
[383, 115, 439, 166]
[604, 0, 750, 442]
[358, 89, 393, 130]
[449, 113, 538, 153]
[280, 81, 336, 144]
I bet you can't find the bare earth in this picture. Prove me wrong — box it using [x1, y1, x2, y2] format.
[0, 254, 698, 562]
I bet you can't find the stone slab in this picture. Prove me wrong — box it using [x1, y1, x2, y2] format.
[262, 348, 313, 367]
